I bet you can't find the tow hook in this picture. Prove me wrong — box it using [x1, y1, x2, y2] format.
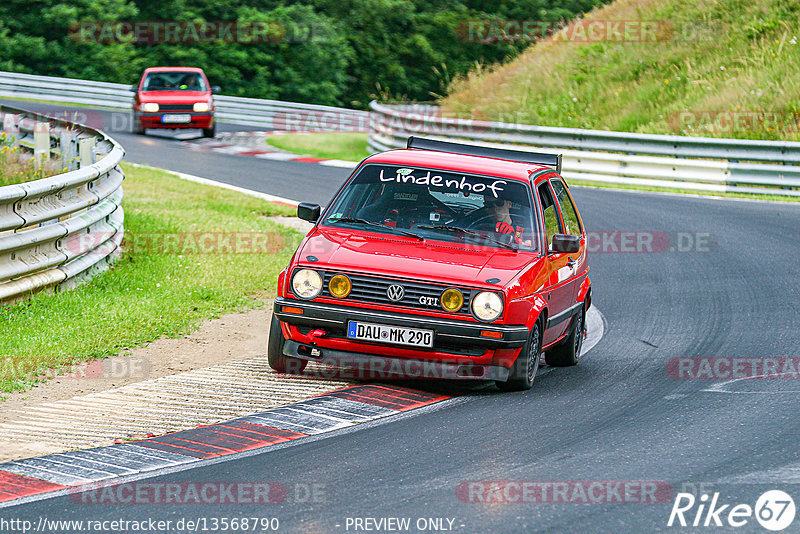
[309, 329, 327, 341]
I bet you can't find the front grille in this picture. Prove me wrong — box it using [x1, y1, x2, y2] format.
[159, 104, 195, 111]
[321, 271, 472, 315]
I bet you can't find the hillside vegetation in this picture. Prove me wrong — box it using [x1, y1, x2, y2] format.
[444, 0, 800, 140]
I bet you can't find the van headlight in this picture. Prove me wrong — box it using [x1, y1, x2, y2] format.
[292, 269, 322, 299]
[193, 102, 210, 112]
[471, 292, 503, 322]
[140, 103, 159, 112]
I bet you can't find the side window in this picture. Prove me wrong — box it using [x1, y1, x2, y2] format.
[550, 178, 582, 236]
[537, 182, 562, 246]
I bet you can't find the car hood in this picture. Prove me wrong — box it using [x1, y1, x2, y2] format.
[297, 227, 534, 288]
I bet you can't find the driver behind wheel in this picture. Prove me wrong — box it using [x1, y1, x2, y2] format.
[469, 198, 533, 247]
[491, 199, 533, 246]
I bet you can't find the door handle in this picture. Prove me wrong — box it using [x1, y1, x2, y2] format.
[566, 256, 576, 267]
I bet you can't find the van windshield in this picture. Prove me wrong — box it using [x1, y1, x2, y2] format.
[142, 72, 207, 91]
[323, 164, 539, 251]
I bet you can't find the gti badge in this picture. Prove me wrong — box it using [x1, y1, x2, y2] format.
[386, 284, 405, 301]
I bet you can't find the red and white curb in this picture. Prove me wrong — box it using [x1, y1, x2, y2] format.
[182, 132, 358, 169]
[0, 308, 604, 506]
[0, 385, 448, 505]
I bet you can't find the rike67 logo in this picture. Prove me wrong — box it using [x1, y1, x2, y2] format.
[668, 490, 796, 531]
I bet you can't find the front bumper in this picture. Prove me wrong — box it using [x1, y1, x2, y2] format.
[274, 297, 529, 350]
[283, 340, 510, 381]
[136, 112, 214, 129]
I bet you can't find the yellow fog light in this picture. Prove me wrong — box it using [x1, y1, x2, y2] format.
[441, 288, 464, 312]
[328, 274, 352, 298]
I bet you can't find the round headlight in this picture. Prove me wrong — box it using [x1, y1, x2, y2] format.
[328, 274, 352, 298]
[440, 288, 464, 312]
[471, 291, 503, 322]
[140, 102, 159, 112]
[292, 269, 322, 299]
[193, 102, 210, 112]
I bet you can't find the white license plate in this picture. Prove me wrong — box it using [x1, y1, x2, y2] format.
[347, 321, 433, 348]
[161, 114, 191, 123]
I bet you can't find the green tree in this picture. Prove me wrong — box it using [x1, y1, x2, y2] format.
[0, 0, 609, 107]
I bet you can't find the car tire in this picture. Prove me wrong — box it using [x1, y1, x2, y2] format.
[267, 313, 307, 374]
[496, 319, 542, 391]
[133, 121, 145, 135]
[202, 125, 216, 138]
[545, 304, 585, 367]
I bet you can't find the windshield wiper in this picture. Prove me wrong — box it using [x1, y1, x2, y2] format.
[418, 225, 518, 252]
[329, 217, 424, 242]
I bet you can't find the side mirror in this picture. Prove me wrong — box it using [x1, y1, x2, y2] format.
[211, 86, 221, 94]
[130, 85, 138, 92]
[297, 202, 321, 223]
[551, 234, 580, 254]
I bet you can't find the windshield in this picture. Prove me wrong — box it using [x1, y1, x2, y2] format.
[142, 71, 207, 91]
[323, 164, 539, 251]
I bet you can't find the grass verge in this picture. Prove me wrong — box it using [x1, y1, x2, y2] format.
[0, 95, 112, 110]
[0, 163, 298, 396]
[0, 134, 64, 185]
[266, 132, 369, 161]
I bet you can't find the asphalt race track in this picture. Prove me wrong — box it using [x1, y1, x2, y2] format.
[4, 102, 800, 532]
[0, 100, 332, 205]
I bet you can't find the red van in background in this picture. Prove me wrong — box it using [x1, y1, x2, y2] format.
[132, 67, 219, 137]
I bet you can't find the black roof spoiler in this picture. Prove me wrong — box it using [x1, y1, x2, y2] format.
[406, 136, 562, 174]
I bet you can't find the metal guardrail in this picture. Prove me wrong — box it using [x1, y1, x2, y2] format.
[4, 69, 797, 196]
[0, 104, 124, 303]
[369, 102, 800, 197]
[0, 70, 369, 132]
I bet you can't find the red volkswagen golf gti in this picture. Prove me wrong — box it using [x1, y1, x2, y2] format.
[269, 137, 591, 390]
[132, 67, 219, 137]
